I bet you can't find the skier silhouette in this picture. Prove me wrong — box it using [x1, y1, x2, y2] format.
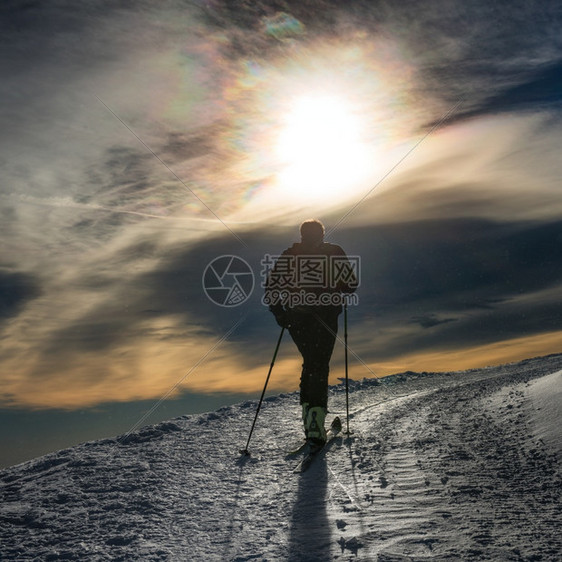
[265, 219, 357, 445]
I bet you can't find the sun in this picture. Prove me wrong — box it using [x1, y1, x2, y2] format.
[274, 94, 373, 202]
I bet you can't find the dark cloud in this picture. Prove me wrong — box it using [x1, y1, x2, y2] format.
[332, 217, 562, 357]
[82, 215, 560, 365]
[27, 226, 296, 366]
[0, 271, 41, 320]
[137, 227, 291, 332]
[380, 218, 562, 306]
[442, 60, 562, 126]
[501, 61, 562, 107]
[43, 319, 131, 354]
[410, 314, 457, 329]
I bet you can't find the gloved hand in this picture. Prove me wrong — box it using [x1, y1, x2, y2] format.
[274, 310, 292, 329]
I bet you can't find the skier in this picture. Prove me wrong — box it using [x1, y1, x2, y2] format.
[265, 219, 357, 447]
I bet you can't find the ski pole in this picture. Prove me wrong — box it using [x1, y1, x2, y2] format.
[240, 326, 285, 456]
[344, 302, 352, 435]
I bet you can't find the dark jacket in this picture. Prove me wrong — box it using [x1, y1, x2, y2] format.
[265, 241, 357, 318]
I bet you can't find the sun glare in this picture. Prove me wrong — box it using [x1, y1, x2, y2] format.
[275, 95, 373, 201]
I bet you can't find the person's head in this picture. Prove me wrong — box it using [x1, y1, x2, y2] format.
[300, 219, 325, 245]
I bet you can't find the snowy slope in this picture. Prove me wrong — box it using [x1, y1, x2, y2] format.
[1, 355, 561, 561]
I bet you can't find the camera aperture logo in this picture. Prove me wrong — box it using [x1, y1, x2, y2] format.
[202, 255, 254, 307]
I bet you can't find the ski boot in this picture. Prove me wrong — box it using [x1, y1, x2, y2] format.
[304, 406, 327, 451]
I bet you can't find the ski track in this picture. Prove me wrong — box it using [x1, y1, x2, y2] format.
[1, 355, 561, 560]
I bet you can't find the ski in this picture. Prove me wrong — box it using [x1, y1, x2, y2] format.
[285, 440, 309, 457]
[294, 416, 342, 473]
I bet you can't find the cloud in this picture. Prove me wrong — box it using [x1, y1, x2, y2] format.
[410, 314, 457, 329]
[3, 199, 562, 408]
[2, 0, 562, 411]
[314, 215, 562, 367]
[334, 111, 562, 227]
[440, 60, 562, 126]
[0, 271, 41, 320]
[363, 330, 562, 379]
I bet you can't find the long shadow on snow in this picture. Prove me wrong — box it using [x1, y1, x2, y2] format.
[288, 457, 331, 561]
[222, 455, 257, 559]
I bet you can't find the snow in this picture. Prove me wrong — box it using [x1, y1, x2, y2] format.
[527, 370, 562, 460]
[1, 355, 562, 561]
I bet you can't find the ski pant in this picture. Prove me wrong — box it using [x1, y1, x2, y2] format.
[288, 311, 339, 409]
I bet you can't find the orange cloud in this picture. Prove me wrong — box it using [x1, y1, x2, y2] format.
[4, 329, 562, 411]
[356, 330, 562, 379]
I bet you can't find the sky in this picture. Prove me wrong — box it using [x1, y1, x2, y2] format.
[1, 0, 562, 467]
